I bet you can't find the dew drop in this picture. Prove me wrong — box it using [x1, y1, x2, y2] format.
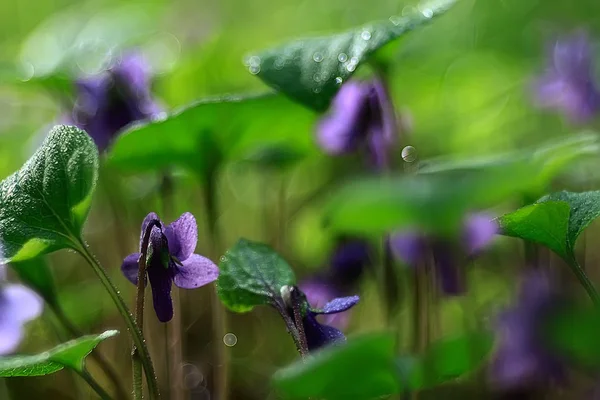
[223, 333, 238, 347]
[313, 87, 322, 93]
[389, 15, 401, 26]
[274, 58, 285, 70]
[248, 55, 261, 67]
[421, 8, 433, 18]
[313, 73, 321, 82]
[338, 53, 348, 63]
[249, 65, 261, 75]
[361, 30, 372, 41]
[313, 52, 324, 62]
[402, 146, 417, 163]
[335, 76, 343, 85]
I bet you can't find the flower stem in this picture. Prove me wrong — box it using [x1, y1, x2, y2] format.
[569, 256, 600, 306]
[52, 303, 129, 400]
[77, 369, 113, 400]
[290, 288, 309, 357]
[273, 299, 307, 357]
[74, 239, 160, 399]
[201, 175, 229, 400]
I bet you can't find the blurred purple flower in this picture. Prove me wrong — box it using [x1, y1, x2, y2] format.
[0, 265, 43, 355]
[72, 52, 162, 151]
[490, 270, 566, 390]
[302, 294, 360, 351]
[389, 212, 498, 294]
[533, 31, 600, 123]
[299, 239, 371, 329]
[121, 212, 219, 322]
[317, 79, 396, 169]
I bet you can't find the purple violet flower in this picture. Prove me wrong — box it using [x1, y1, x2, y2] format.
[317, 79, 396, 169]
[281, 285, 359, 351]
[121, 212, 219, 322]
[0, 266, 43, 355]
[299, 239, 371, 329]
[389, 212, 498, 295]
[533, 31, 600, 123]
[303, 294, 359, 350]
[72, 52, 162, 151]
[490, 270, 566, 390]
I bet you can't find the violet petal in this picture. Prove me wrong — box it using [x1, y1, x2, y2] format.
[173, 254, 219, 289]
[121, 253, 141, 285]
[147, 261, 174, 323]
[164, 212, 198, 261]
[313, 295, 360, 315]
[462, 212, 498, 255]
[303, 313, 346, 351]
[389, 231, 426, 267]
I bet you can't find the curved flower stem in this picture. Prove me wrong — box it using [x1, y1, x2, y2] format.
[290, 288, 309, 357]
[569, 256, 600, 306]
[73, 239, 160, 399]
[77, 369, 113, 400]
[272, 299, 307, 357]
[133, 220, 162, 400]
[52, 304, 129, 400]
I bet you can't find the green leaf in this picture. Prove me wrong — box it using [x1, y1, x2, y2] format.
[0, 125, 98, 263]
[544, 306, 600, 368]
[498, 201, 571, 260]
[540, 191, 600, 254]
[325, 159, 538, 236]
[108, 93, 316, 175]
[216, 238, 295, 312]
[409, 332, 493, 388]
[248, 0, 455, 111]
[0, 330, 118, 376]
[272, 333, 399, 400]
[499, 191, 600, 261]
[9, 258, 58, 308]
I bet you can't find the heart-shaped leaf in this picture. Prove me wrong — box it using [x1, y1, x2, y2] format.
[216, 238, 295, 312]
[108, 93, 316, 175]
[498, 191, 600, 262]
[272, 333, 399, 400]
[409, 332, 493, 388]
[247, 0, 455, 111]
[9, 258, 58, 309]
[0, 125, 98, 263]
[0, 330, 118, 376]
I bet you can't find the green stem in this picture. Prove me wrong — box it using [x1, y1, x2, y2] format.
[77, 369, 113, 400]
[52, 304, 129, 400]
[201, 175, 229, 400]
[570, 256, 600, 306]
[74, 239, 160, 399]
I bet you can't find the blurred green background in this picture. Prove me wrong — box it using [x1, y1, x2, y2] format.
[2, 0, 600, 398]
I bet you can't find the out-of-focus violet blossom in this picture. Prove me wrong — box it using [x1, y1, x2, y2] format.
[490, 270, 566, 391]
[0, 265, 43, 355]
[121, 212, 219, 322]
[317, 79, 396, 169]
[389, 212, 498, 294]
[71, 52, 162, 151]
[300, 239, 371, 329]
[533, 31, 600, 123]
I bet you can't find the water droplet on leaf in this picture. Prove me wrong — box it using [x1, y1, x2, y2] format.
[421, 8, 433, 18]
[402, 146, 417, 163]
[338, 53, 348, 63]
[361, 30, 372, 40]
[312, 52, 324, 62]
[249, 65, 260, 75]
[335, 77, 343, 85]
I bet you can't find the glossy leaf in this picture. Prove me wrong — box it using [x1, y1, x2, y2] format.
[9, 258, 58, 308]
[249, 0, 456, 111]
[108, 93, 316, 175]
[325, 159, 537, 236]
[409, 332, 494, 388]
[498, 201, 571, 260]
[272, 333, 399, 400]
[499, 191, 600, 261]
[0, 330, 118, 376]
[0, 125, 98, 263]
[216, 238, 295, 312]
